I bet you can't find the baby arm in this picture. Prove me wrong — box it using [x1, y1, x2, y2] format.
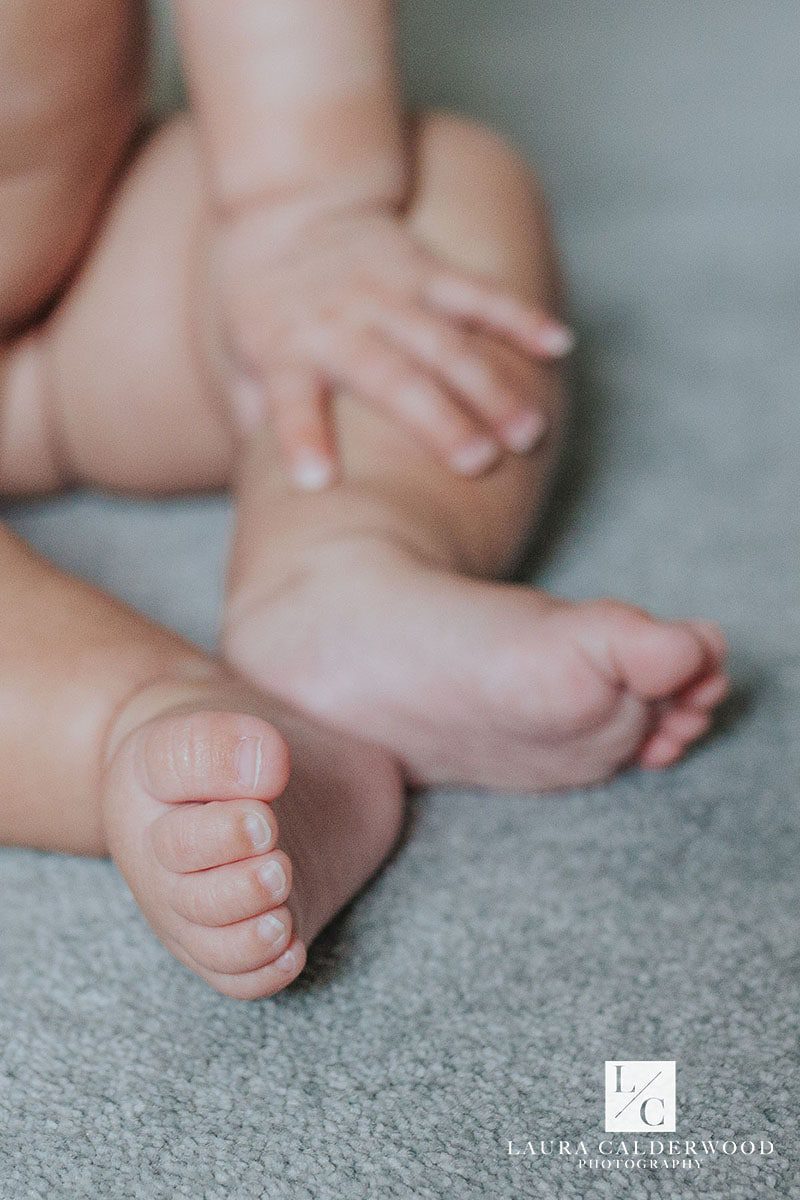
[175, 0, 574, 486]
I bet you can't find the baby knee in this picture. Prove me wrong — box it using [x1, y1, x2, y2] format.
[416, 109, 547, 213]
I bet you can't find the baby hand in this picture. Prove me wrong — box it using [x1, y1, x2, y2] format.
[213, 205, 574, 488]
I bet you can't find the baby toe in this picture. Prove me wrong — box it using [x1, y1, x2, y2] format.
[637, 732, 687, 770]
[611, 611, 713, 700]
[655, 706, 712, 744]
[686, 619, 729, 667]
[131, 710, 290, 805]
[200, 938, 307, 1001]
[150, 798, 278, 873]
[178, 905, 295, 975]
[169, 850, 291, 926]
[679, 671, 730, 710]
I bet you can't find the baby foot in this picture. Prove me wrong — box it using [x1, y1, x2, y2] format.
[225, 540, 729, 792]
[101, 677, 403, 998]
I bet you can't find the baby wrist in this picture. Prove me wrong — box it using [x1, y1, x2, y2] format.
[212, 152, 408, 228]
[211, 164, 408, 267]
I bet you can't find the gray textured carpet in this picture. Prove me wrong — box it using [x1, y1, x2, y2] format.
[1, 2, 798, 1196]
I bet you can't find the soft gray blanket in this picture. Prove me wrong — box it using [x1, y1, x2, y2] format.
[1, 2, 797, 1195]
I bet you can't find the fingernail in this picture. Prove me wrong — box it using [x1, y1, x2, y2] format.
[503, 409, 547, 453]
[256, 913, 286, 946]
[536, 321, 576, 356]
[232, 374, 265, 435]
[235, 736, 263, 793]
[291, 452, 334, 491]
[450, 437, 499, 476]
[244, 812, 272, 851]
[258, 858, 287, 897]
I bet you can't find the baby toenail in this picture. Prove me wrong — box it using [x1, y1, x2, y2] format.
[235, 736, 263, 793]
[256, 913, 286, 945]
[274, 945, 301, 974]
[244, 811, 272, 851]
[258, 859, 287, 897]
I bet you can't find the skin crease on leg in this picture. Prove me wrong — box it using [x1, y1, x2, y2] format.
[0, 44, 729, 991]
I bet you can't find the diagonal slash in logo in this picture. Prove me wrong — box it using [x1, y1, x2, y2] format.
[614, 1070, 662, 1120]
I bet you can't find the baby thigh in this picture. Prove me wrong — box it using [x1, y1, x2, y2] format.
[36, 117, 236, 493]
[0, 116, 236, 495]
[0, 0, 147, 335]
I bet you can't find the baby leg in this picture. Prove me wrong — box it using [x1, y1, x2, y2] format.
[0, 115, 403, 995]
[224, 113, 730, 790]
[0, 522, 403, 997]
[0, 0, 146, 336]
[0, 119, 236, 494]
[0, 110, 728, 794]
